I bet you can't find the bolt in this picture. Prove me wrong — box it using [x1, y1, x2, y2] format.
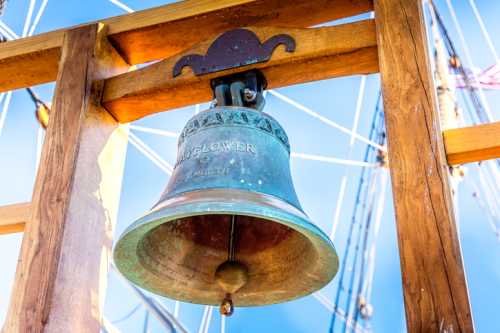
[243, 88, 257, 102]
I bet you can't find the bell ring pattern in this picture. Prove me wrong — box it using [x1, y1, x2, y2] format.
[178, 108, 290, 151]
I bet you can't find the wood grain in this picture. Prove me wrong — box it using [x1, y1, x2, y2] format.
[444, 121, 500, 165]
[0, 202, 31, 235]
[3, 24, 130, 332]
[103, 20, 378, 123]
[374, 0, 474, 332]
[0, 0, 372, 92]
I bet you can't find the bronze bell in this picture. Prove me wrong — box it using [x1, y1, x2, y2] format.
[113, 71, 338, 315]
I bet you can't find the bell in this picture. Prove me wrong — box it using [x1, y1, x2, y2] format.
[113, 71, 338, 314]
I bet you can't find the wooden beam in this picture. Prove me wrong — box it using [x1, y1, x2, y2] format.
[0, 202, 30, 235]
[4, 24, 130, 332]
[444, 121, 500, 165]
[374, 0, 474, 332]
[0, 0, 372, 92]
[103, 20, 378, 123]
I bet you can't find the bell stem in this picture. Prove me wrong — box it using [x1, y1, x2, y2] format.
[228, 215, 237, 261]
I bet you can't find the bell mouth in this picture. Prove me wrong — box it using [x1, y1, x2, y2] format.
[113, 188, 338, 306]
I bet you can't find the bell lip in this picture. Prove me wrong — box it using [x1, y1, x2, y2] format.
[113, 188, 339, 307]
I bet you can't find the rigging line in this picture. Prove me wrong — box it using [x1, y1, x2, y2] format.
[330, 103, 383, 333]
[22, 0, 36, 37]
[174, 301, 180, 318]
[469, 181, 500, 237]
[477, 165, 500, 218]
[429, 2, 491, 124]
[350, 76, 367, 146]
[129, 132, 174, 174]
[198, 306, 210, 333]
[108, 0, 134, 13]
[313, 292, 366, 333]
[343, 164, 379, 333]
[291, 152, 378, 168]
[329, 151, 374, 333]
[0, 19, 18, 39]
[482, 162, 500, 205]
[362, 169, 389, 306]
[203, 306, 214, 333]
[111, 303, 142, 323]
[149, 295, 191, 333]
[268, 90, 387, 152]
[0, 91, 12, 138]
[130, 125, 179, 138]
[221, 314, 226, 333]
[477, 163, 500, 212]
[444, 0, 496, 122]
[466, 0, 499, 63]
[128, 135, 173, 175]
[28, 0, 48, 36]
[143, 309, 150, 333]
[352, 169, 388, 327]
[0, 25, 12, 40]
[102, 317, 122, 333]
[330, 91, 381, 240]
[112, 264, 186, 333]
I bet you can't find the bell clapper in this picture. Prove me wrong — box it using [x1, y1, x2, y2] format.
[215, 215, 249, 316]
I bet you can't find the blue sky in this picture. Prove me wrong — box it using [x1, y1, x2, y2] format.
[0, 1, 499, 332]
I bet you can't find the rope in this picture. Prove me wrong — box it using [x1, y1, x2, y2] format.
[429, 2, 491, 124]
[469, 181, 500, 239]
[143, 309, 150, 333]
[443, 0, 496, 121]
[109, 0, 134, 13]
[128, 131, 174, 175]
[342, 164, 378, 332]
[312, 292, 366, 333]
[22, 0, 36, 37]
[466, 0, 499, 63]
[102, 317, 122, 333]
[329, 109, 381, 333]
[198, 306, 210, 333]
[28, 0, 49, 36]
[330, 92, 381, 240]
[363, 170, 389, 306]
[0, 91, 12, 138]
[111, 303, 142, 324]
[130, 125, 179, 138]
[220, 314, 226, 333]
[291, 152, 378, 168]
[174, 301, 180, 318]
[268, 90, 386, 152]
[0, 19, 18, 39]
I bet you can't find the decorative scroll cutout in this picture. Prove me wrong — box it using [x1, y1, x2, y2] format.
[173, 28, 295, 77]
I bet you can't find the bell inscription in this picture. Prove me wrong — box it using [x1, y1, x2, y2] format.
[175, 140, 257, 167]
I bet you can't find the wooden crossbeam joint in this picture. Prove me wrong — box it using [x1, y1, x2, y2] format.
[444, 121, 500, 165]
[0, 0, 372, 93]
[0, 202, 31, 235]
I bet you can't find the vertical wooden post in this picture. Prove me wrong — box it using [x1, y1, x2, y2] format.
[4, 23, 130, 332]
[374, 1, 474, 332]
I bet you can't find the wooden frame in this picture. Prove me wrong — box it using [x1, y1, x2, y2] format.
[1, 0, 498, 331]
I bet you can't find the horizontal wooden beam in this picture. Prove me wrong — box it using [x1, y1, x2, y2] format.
[444, 121, 500, 165]
[0, 0, 372, 92]
[103, 20, 378, 123]
[0, 202, 30, 235]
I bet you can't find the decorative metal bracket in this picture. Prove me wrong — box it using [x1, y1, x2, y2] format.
[173, 28, 295, 77]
